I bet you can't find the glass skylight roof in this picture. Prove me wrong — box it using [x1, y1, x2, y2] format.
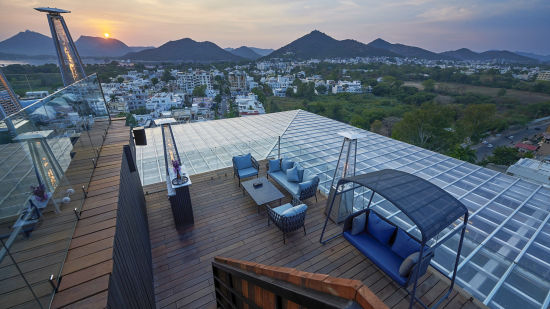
[135, 110, 550, 308]
[135, 111, 297, 185]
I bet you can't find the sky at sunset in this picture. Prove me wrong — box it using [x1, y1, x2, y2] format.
[1, 0, 550, 54]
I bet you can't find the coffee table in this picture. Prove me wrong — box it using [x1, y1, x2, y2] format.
[241, 177, 285, 213]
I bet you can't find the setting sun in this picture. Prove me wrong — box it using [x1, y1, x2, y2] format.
[103, 33, 109, 38]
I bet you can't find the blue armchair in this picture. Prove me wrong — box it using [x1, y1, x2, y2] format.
[267, 202, 308, 244]
[232, 153, 259, 186]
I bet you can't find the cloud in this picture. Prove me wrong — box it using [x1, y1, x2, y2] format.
[417, 6, 474, 22]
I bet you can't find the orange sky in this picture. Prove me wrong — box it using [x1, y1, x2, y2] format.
[1, 0, 549, 53]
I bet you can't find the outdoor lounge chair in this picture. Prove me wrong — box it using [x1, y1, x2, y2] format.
[267, 202, 308, 244]
[232, 153, 259, 186]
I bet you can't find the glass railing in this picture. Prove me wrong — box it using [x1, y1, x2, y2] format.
[0, 73, 110, 308]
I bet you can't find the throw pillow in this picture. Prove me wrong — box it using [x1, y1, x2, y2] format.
[351, 213, 366, 235]
[294, 163, 305, 182]
[398, 252, 420, 277]
[367, 212, 396, 245]
[281, 159, 294, 172]
[234, 153, 252, 170]
[298, 179, 314, 192]
[268, 159, 281, 173]
[391, 229, 421, 260]
[286, 166, 300, 182]
[281, 204, 308, 217]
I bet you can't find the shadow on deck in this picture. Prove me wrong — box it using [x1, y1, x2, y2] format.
[144, 165, 485, 309]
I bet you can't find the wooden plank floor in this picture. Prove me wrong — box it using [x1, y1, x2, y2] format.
[145, 166, 486, 309]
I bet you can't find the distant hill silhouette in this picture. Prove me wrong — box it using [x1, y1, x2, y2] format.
[123, 38, 243, 62]
[248, 47, 273, 56]
[266, 30, 398, 59]
[441, 48, 536, 63]
[367, 38, 449, 60]
[75, 36, 133, 57]
[0, 30, 54, 56]
[515, 51, 550, 63]
[226, 46, 261, 60]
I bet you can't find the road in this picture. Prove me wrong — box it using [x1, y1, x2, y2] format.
[472, 119, 550, 161]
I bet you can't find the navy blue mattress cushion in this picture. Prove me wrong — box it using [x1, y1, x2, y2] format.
[391, 229, 421, 260]
[344, 231, 407, 286]
[351, 213, 366, 235]
[367, 212, 396, 245]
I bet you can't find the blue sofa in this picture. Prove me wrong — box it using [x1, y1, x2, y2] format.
[267, 159, 319, 203]
[343, 209, 433, 287]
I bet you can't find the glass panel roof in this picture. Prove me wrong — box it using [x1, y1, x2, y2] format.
[136, 109, 550, 308]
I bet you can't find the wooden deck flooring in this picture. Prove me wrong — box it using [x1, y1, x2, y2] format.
[145, 166, 485, 309]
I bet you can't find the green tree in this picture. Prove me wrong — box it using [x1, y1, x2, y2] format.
[447, 145, 476, 163]
[457, 104, 496, 142]
[117, 77, 124, 83]
[251, 87, 266, 103]
[315, 84, 327, 94]
[151, 77, 159, 85]
[161, 69, 175, 82]
[392, 103, 456, 151]
[192, 85, 207, 97]
[214, 94, 222, 104]
[484, 146, 521, 166]
[422, 79, 435, 92]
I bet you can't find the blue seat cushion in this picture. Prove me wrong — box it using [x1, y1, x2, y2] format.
[294, 163, 305, 182]
[344, 231, 407, 286]
[273, 203, 293, 215]
[391, 229, 421, 260]
[351, 213, 366, 235]
[268, 159, 281, 173]
[286, 166, 300, 182]
[298, 179, 315, 193]
[234, 153, 252, 170]
[281, 204, 307, 217]
[238, 167, 258, 179]
[281, 159, 294, 173]
[367, 212, 396, 245]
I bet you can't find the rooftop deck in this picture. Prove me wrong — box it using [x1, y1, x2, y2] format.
[144, 165, 485, 309]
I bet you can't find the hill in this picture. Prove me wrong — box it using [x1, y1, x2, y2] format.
[75, 36, 133, 57]
[0, 30, 54, 56]
[515, 51, 550, 63]
[227, 46, 261, 60]
[440, 48, 536, 63]
[123, 38, 243, 62]
[266, 30, 397, 59]
[367, 38, 447, 60]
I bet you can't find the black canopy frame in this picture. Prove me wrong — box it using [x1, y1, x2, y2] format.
[319, 169, 469, 309]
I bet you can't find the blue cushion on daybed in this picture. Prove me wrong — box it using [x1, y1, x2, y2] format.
[367, 212, 396, 245]
[286, 166, 300, 182]
[391, 229, 421, 260]
[281, 159, 294, 172]
[343, 231, 408, 286]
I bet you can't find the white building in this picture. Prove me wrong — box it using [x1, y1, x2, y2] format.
[235, 93, 265, 116]
[176, 70, 213, 95]
[266, 75, 293, 97]
[331, 81, 363, 94]
[145, 93, 184, 111]
[228, 71, 248, 92]
[506, 158, 550, 187]
[537, 71, 550, 81]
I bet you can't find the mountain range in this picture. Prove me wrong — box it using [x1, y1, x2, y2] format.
[123, 38, 243, 62]
[1, 29, 548, 63]
[0, 30, 151, 58]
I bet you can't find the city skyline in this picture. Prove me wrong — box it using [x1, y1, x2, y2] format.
[0, 0, 550, 54]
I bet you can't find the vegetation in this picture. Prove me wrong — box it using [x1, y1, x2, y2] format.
[192, 85, 207, 97]
[483, 146, 533, 166]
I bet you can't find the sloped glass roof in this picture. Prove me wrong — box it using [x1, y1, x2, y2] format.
[135, 109, 550, 308]
[135, 110, 297, 185]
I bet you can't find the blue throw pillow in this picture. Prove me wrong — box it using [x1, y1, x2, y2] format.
[234, 153, 252, 170]
[351, 213, 366, 235]
[391, 229, 421, 260]
[268, 159, 281, 173]
[367, 212, 396, 245]
[281, 204, 307, 217]
[286, 166, 300, 182]
[281, 159, 294, 172]
[298, 179, 314, 192]
[295, 163, 305, 182]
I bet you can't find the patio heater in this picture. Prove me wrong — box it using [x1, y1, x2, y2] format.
[324, 131, 364, 223]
